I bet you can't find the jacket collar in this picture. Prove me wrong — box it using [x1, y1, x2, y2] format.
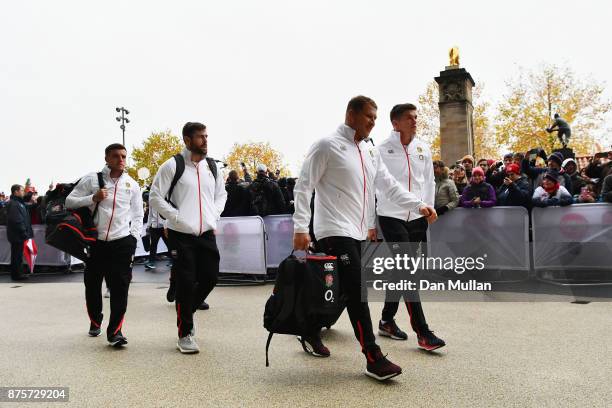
[101, 165, 125, 180]
[10, 195, 24, 203]
[390, 131, 416, 148]
[181, 147, 208, 166]
[337, 124, 357, 143]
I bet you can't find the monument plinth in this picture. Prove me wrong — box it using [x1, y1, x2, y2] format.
[434, 66, 476, 165]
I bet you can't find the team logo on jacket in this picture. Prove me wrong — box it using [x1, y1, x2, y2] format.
[125, 182, 131, 188]
[417, 146, 423, 153]
[419, 154, 424, 160]
[388, 149, 394, 154]
[325, 273, 334, 288]
[324, 262, 334, 271]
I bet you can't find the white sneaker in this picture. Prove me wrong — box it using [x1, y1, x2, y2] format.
[177, 335, 200, 354]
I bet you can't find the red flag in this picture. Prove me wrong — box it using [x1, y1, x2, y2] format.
[23, 239, 38, 274]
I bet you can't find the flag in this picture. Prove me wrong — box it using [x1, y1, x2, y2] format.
[23, 239, 38, 274]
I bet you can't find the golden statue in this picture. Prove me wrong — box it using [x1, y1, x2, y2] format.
[449, 47, 460, 66]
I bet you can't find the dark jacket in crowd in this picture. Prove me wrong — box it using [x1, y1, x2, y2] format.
[496, 176, 531, 207]
[222, 181, 253, 217]
[601, 174, 612, 203]
[486, 166, 506, 190]
[567, 171, 587, 196]
[249, 174, 286, 216]
[6, 195, 33, 243]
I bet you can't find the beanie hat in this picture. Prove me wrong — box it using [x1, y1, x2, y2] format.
[486, 159, 495, 167]
[256, 164, 268, 172]
[548, 152, 564, 167]
[503, 153, 514, 160]
[543, 172, 558, 183]
[505, 163, 520, 175]
[562, 158, 576, 168]
[461, 155, 475, 164]
[472, 167, 485, 177]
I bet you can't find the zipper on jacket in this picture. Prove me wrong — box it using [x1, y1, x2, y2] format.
[195, 164, 203, 235]
[403, 144, 413, 219]
[355, 142, 367, 234]
[104, 178, 119, 241]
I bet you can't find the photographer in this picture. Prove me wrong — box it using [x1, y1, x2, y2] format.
[522, 150, 572, 192]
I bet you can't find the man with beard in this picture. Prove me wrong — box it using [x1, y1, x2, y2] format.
[149, 122, 227, 354]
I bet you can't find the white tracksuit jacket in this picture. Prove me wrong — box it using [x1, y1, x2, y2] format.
[376, 132, 435, 221]
[149, 148, 227, 236]
[66, 166, 144, 242]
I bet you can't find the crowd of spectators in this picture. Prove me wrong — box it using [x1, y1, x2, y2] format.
[433, 148, 612, 215]
[2, 148, 611, 229]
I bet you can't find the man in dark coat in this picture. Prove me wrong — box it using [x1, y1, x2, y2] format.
[6, 184, 33, 281]
[221, 170, 254, 217]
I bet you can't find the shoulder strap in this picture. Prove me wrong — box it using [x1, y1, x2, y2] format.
[206, 157, 218, 181]
[92, 172, 104, 218]
[167, 154, 185, 206]
[265, 332, 273, 367]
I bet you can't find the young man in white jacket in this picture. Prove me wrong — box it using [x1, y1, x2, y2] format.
[293, 96, 437, 381]
[67, 143, 143, 347]
[376, 103, 445, 351]
[149, 122, 227, 354]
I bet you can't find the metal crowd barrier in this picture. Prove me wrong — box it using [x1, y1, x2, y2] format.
[3, 204, 611, 282]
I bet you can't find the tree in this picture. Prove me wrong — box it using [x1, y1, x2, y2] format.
[417, 81, 496, 161]
[494, 64, 612, 156]
[224, 142, 290, 177]
[127, 130, 183, 187]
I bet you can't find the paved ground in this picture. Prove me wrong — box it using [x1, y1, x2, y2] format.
[1, 264, 612, 407]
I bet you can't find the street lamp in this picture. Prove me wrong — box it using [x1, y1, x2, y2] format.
[115, 107, 130, 146]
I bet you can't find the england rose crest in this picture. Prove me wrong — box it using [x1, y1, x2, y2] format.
[325, 274, 334, 288]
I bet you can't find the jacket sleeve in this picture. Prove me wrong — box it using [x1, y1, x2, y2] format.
[149, 160, 179, 223]
[7, 202, 27, 240]
[272, 183, 286, 214]
[602, 175, 612, 202]
[531, 187, 548, 207]
[65, 174, 95, 209]
[293, 140, 329, 234]
[129, 183, 144, 238]
[424, 153, 436, 207]
[446, 182, 459, 210]
[214, 165, 228, 220]
[459, 187, 473, 208]
[480, 185, 497, 207]
[559, 187, 573, 206]
[521, 158, 545, 180]
[373, 156, 425, 227]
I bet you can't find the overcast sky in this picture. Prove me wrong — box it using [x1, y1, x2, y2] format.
[1, 0, 611, 192]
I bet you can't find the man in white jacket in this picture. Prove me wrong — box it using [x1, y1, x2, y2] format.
[67, 143, 143, 347]
[376, 103, 445, 351]
[149, 122, 227, 354]
[293, 96, 437, 381]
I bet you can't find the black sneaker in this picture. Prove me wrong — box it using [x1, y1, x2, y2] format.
[378, 320, 408, 340]
[297, 334, 330, 357]
[417, 330, 446, 351]
[198, 301, 210, 310]
[166, 282, 176, 303]
[365, 347, 402, 381]
[88, 322, 102, 337]
[108, 332, 128, 347]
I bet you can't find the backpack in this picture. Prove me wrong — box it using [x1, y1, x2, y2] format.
[44, 173, 104, 261]
[263, 252, 345, 366]
[165, 154, 218, 208]
[249, 178, 272, 216]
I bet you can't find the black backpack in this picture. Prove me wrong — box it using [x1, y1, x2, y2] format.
[165, 154, 218, 208]
[263, 252, 345, 366]
[249, 178, 271, 217]
[44, 173, 104, 261]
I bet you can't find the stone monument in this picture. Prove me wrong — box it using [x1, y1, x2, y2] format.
[434, 48, 476, 165]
